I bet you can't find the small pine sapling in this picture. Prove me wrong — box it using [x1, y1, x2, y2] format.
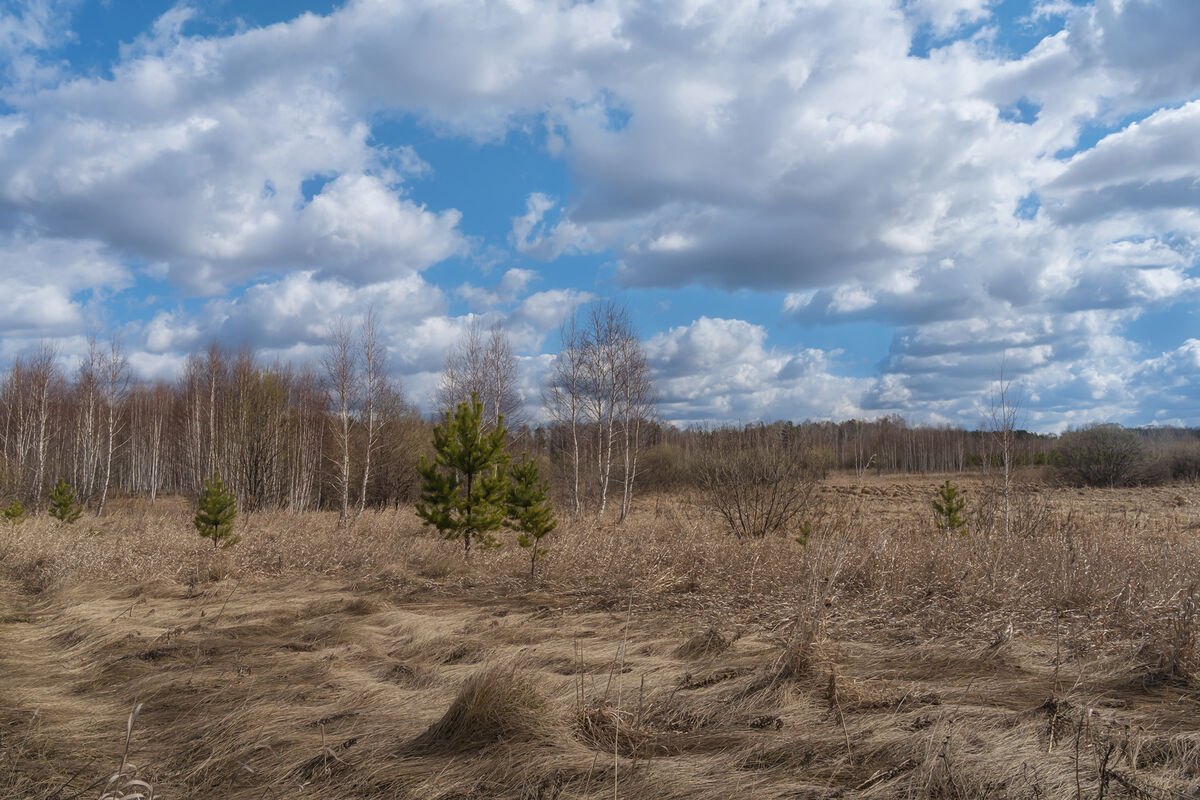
[931, 479, 968, 536]
[194, 471, 240, 548]
[415, 394, 509, 560]
[48, 479, 83, 524]
[505, 455, 557, 579]
[2, 499, 26, 526]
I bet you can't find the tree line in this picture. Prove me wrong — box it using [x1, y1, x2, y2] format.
[2, 300, 1197, 518]
[0, 301, 661, 519]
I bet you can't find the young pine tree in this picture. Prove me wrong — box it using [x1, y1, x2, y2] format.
[48, 479, 83, 524]
[505, 455, 557, 579]
[194, 472, 240, 549]
[2, 499, 26, 526]
[415, 394, 509, 561]
[931, 479, 968, 536]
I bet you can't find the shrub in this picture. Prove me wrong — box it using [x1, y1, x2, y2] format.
[1055, 424, 1146, 488]
[931, 480, 967, 535]
[2, 499, 26, 526]
[194, 472, 239, 548]
[693, 426, 825, 539]
[1167, 444, 1200, 482]
[48, 479, 83, 523]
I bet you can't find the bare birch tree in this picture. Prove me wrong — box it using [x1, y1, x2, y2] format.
[617, 336, 655, 522]
[437, 319, 521, 432]
[544, 314, 586, 517]
[355, 307, 389, 521]
[322, 318, 359, 526]
[96, 338, 129, 517]
[987, 359, 1022, 538]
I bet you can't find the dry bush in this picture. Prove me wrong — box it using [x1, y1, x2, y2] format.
[692, 426, 826, 539]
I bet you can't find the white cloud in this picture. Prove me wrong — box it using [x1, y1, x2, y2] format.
[510, 192, 594, 260]
[0, 0, 1198, 426]
[907, 0, 994, 35]
[645, 317, 869, 423]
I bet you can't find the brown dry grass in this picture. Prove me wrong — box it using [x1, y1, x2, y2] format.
[0, 472, 1198, 798]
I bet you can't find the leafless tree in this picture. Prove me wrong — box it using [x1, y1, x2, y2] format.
[987, 359, 1022, 537]
[355, 307, 390, 521]
[617, 331, 655, 522]
[437, 319, 522, 432]
[25, 345, 58, 513]
[322, 318, 359, 526]
[544, 314, 587, 517]
[554, 301, 657, 519]
[287, 366, 323, 512]
[583, 303, 623, 516]
[96, 337, 130, 517]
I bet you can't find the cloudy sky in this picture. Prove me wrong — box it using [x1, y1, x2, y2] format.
[0, 0, 1197, 430]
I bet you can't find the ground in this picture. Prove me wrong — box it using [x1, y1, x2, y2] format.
[2, 472, 1199, 798]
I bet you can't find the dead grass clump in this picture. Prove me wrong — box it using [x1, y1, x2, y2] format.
[413, 661, 555, 749]
[673, 626, 731, 660]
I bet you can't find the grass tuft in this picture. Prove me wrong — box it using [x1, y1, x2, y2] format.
[413, 661, 554, 749]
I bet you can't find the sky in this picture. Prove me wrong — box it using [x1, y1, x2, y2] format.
[0, 0, 1197, 431]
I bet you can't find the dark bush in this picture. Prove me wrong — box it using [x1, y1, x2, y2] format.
[1168, 444, 1200, 482]
[1055, 424, 1146, 488]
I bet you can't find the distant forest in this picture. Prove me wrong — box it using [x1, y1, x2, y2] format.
[2, 328, 1197, 517]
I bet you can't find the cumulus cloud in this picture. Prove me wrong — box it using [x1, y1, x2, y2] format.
[1, 0, 1197, 427]
[644, 317, 869, 423]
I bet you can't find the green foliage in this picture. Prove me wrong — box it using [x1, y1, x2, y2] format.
[415, 395, 510, 560]
[48, 479, 83, 524]
[931, 479, 968, 536]
[2, 499, 26, 526]
[194, 471, 240, 548]
[505, 455, 557, 578]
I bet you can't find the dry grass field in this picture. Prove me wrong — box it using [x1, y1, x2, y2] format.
[2, 472, 1200, 799]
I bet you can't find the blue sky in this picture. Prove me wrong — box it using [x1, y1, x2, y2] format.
[0, 0, 1197, 430]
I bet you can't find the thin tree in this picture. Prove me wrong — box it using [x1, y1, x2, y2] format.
[505, 455, 557, 578]
[544, 314, 586, 517]
[322, 318, 359, 526]
[95, 338, 129, 517]
[355, 307, 388, 521]
[987, 359, 1021, 537]
[617, 333, 655, 523]
[26, 344, 57, 513]
[583, 302, 624, 517]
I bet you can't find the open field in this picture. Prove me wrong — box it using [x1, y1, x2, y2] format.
[3, 473, 1200, 799]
